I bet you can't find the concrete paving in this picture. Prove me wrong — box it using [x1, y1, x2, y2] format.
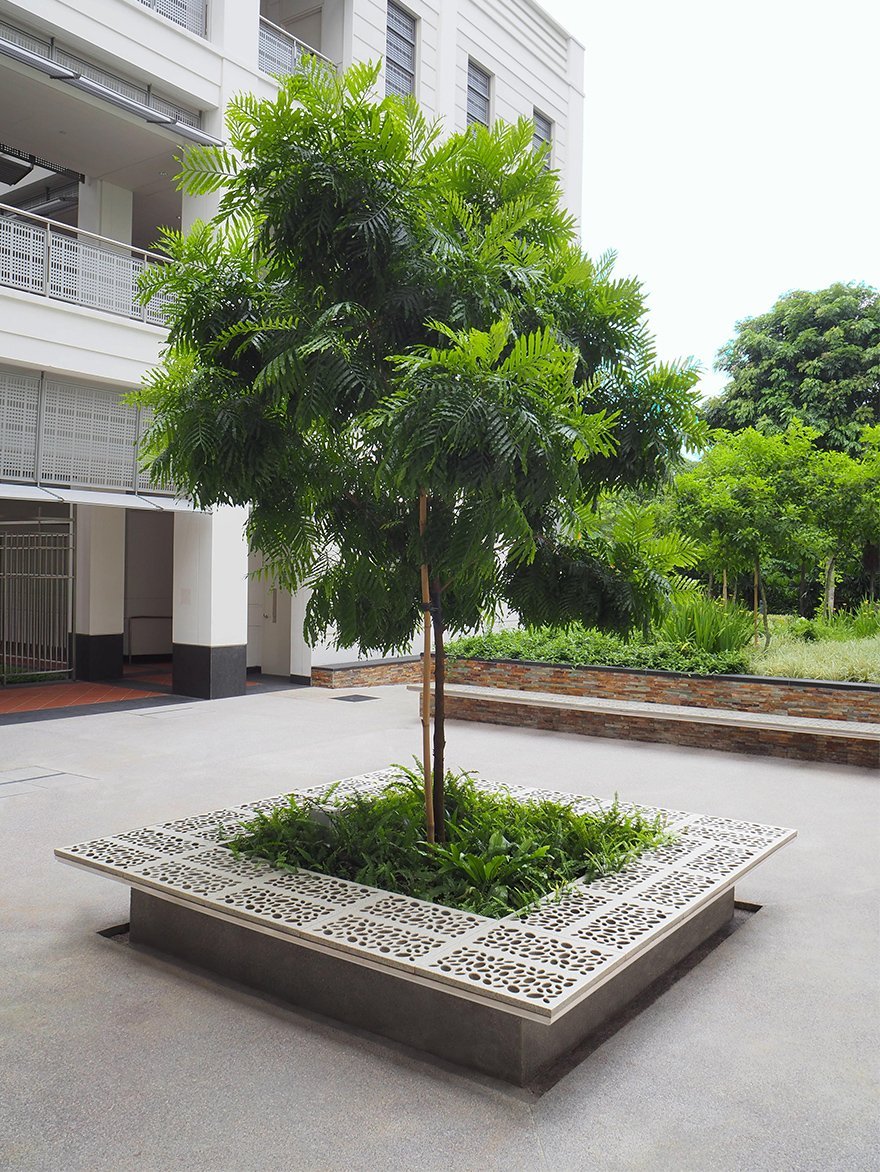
[1, 684, 877, 1172]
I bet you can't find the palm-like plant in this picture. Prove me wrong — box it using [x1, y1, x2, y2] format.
[138, 59, 703, 840]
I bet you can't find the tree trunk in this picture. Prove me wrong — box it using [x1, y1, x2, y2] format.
[798, 561, 808, 617]
[707, 571, 714, 599]
[758, 568, 771, 650]
[430, 580, 446, 842]
[824, 556, 836, 619]
[753, 560, 760, 646]
[418, 491, 434, 844]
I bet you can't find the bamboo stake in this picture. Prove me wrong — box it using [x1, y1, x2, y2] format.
[722, 568, 728, 603]
[753, 560, 759, 646]
[419, 491, 434, 844]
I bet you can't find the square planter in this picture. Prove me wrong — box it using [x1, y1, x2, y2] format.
[55, 771, 796, 1084]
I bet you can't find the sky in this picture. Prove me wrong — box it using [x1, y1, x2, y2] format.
[539, 0, 880, 399]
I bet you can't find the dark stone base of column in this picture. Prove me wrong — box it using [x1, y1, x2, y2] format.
[172, 643, 246, 699]
[74, 633, 123, 681]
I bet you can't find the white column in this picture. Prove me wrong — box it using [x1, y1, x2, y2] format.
[74, 505, 125, 679]
[78, 180, 133, 244]
[172, 506, 249, 698]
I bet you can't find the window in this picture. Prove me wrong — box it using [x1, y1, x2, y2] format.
[466, 60, 491, 127]
[386, 3, 416, 97]
[532, 109, 553, 166]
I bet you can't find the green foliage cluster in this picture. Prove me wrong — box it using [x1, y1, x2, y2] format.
[705, 283, 880, 455]
[227, 769, 669, 918]
[655, 596, 754, 654]
[772, 602, 880, 643]
[671, 423, 880, 621]
[446, 624, 749, 675]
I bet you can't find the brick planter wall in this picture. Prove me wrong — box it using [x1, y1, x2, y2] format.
[311, 656, 426, 689]
[445, 658, 880, 723]
[443, 691, 878, 769]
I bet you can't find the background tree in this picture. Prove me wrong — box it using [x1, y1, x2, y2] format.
[704, 283, 880, 455]
[140, 60, 703, 839]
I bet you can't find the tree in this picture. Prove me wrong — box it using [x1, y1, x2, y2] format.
[139, 60, 703, 839]
[704, 283, 880, 455]
[672, 424, 880, 625]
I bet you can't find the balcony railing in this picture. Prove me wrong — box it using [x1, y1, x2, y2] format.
[258, 17, 333, 77]
[137, 0, 207, 38]
[0, 204, 172, 327]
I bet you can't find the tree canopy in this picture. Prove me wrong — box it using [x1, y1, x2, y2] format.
[139, 60, 704, 834]
[704, 283, 880, 454]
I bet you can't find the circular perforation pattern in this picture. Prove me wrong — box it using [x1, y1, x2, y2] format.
[590, 859, 666, 895]
[686, 842, 758, 875]
[158, 810, 251, 840]
[182, 847, 274, 879]
[644, 838, 704, 865]
[364, 894, 485, 936]
[314, 914, 445, 960]
[572, 902, 670, 949]
[637, 872, 718, 908]
[116, 829, 193, 855]
[64, 839, 158, 868]
[217, 886, 331, 925]
[264, 870, 373, 905]
[472, 926, 615, 975]
[428, 948, 578, 1005]
[519, 888, 610, 932]
[130, 861, 240, 896]
[688, 816, 787, 846]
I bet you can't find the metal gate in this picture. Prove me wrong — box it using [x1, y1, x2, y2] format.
[0, 519, 74, 685]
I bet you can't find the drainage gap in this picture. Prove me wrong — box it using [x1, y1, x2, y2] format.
[98, 922, 130, 941]
[331, 694, 378, 702]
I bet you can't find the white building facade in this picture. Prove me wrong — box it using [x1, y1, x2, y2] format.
[0, 0, 584, 697]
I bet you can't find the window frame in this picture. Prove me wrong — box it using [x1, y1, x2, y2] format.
[385, 1, 418, 98]
[466, 58, 492, 128]
[532, 108, 553, 166]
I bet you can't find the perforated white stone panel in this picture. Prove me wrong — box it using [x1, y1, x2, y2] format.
[56, 772, 797, 1021]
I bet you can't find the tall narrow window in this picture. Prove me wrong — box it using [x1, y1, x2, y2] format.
[533, 109, 553, 166]
[386, 3, 417, 97]
[466, 60, 491, 127]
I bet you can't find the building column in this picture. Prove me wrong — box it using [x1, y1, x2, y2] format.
[172, 506, 248, 699]
[78, 179, 133, 243]
[75, 506, 125, 680]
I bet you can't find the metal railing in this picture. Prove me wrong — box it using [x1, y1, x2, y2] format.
[137, 0, 207, 38]
[0, 519, 74, 686]
[258, 17, 334, 77]
[0, 203, 173, 326]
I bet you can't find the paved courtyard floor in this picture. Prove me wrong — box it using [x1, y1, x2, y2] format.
[1, 684, 877, 1171]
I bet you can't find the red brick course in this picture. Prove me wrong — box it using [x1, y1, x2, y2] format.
[445, 659, 880, 723]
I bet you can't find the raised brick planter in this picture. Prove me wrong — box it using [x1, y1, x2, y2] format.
[446, 658, 880, 723]
[311, 656, 425, 688]
[438, 686, 879, 770]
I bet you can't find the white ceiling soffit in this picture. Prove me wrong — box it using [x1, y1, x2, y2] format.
[0, 484, 201, 511]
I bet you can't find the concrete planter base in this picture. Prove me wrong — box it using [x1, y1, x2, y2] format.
[130, 885, 734, 1084]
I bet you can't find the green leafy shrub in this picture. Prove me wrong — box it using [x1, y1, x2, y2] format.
[447, 625, 749, 675]
[227, 768, 670, 918]
[654, 596, 754, 654]
[775, 602, 880, 643]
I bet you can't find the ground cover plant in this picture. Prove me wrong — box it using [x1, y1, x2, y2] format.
[227, 769, 669, 918]
[447, 624, 750, 675]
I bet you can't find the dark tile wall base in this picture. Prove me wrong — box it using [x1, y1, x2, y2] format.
[172, 643, 246, 699]
[74, 633, 123, 681]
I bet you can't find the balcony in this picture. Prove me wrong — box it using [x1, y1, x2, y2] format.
[258, 17, 334, 77]
[137, 0, 208, 38]
[0, 204, 171, 327]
